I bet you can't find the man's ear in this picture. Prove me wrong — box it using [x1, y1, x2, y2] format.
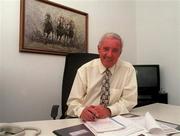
[97, 46, 100, 54]
[119, 48, 122, 56]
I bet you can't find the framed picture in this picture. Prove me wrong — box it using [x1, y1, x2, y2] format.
[19, 0, 88, 55]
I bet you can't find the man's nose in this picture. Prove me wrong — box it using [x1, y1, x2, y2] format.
[107, 50, 113, 57]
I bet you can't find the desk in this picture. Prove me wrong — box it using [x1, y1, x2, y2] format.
[131, 103, 180, 125]
[11, 119, 82, 136]
[1, 103, 180, 136]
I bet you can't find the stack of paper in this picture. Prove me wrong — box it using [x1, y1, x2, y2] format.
[84, 112, 180, 136]
[85, 117, 125, 133]
[96, 116, 145, 136]
[129, 112, 180, 136]
[85, 116, 145, 136]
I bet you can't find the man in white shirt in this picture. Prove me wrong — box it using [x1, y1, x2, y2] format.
[67, 32, 137, 121]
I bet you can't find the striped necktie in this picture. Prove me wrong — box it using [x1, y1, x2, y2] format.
[100, 69, 111, 106]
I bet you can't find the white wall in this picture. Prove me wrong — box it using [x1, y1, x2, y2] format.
[0, 0, 4, 118]
[0, 0, 64, 123]
[0, 0, 136, 122]
[136, 0, 180, 105]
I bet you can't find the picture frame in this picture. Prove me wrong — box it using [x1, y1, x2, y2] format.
[19, 0, 88, 55]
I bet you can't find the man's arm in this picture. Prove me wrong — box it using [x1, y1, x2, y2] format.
[66, 70, 87, 117]
[108, 67, 138, 116]
[67, 71, 103, 121]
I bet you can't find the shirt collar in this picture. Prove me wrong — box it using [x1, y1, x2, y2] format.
[98, 59, 116, 75]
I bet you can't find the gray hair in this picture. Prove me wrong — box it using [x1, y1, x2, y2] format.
[98, 32, 123, 47]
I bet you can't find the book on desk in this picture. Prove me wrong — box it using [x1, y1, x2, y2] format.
[53, 124, 95, 136]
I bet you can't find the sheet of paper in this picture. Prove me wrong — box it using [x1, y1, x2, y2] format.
[145, 112, 163, 134]
[85, 117, 125, 133]
[129, 112, 180, 135]
[85, 113, 180, 136]
[158, 122, 180, 135]
[96, 116, 145, 136]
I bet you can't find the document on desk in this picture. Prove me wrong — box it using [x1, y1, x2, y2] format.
[85, 117, 125, 133]
[130, 112, 164, 135]
[95, 116, 145, 136]
[84, 116, 145, 136]
[129, 112, 180, 136]
[86, 112, 180, 136]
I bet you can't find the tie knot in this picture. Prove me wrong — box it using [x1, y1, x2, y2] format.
[105, 69, 111, 77]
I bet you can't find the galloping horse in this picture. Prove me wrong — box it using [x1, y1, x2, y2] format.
[43, 13, 53, 43]
[56, 16, 65, 42]
[63, 20, 75, 45]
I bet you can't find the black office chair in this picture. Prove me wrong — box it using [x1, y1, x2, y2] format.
[51, 53, 99, 119]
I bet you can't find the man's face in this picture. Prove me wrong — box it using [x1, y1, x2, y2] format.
[98, 38, 122, 68]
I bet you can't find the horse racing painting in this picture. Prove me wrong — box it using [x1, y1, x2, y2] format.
[19, 0, 88, 55]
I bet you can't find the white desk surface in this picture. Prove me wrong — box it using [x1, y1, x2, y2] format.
[1, 103, 180, 136]
[12, 118, 82, 136]
[131, 103, 180, 125]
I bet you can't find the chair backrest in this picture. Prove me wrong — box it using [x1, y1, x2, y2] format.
[61, 53, 99, 119]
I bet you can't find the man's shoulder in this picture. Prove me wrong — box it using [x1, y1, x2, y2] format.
[78, 58, 100, 71]
[117, 60, 134, 69]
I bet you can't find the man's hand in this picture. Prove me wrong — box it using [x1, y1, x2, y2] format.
[80, 105, 111, 121]
[80, 105, 99, 122]
[93, 105, 111, 119]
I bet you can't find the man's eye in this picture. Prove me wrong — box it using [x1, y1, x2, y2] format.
[103, 48, 109, 51]
[112, 49, 119, 53]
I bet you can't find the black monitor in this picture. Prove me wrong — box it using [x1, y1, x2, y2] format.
[133, 65, 160, 94]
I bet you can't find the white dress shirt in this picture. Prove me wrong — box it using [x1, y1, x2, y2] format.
[67, 58, 137, 117]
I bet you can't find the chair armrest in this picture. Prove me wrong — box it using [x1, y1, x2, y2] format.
[51, 105, 59, 120]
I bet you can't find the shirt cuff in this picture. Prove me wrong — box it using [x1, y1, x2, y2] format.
[108, 104, 129, 116]
[74, 106, 85, 117]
